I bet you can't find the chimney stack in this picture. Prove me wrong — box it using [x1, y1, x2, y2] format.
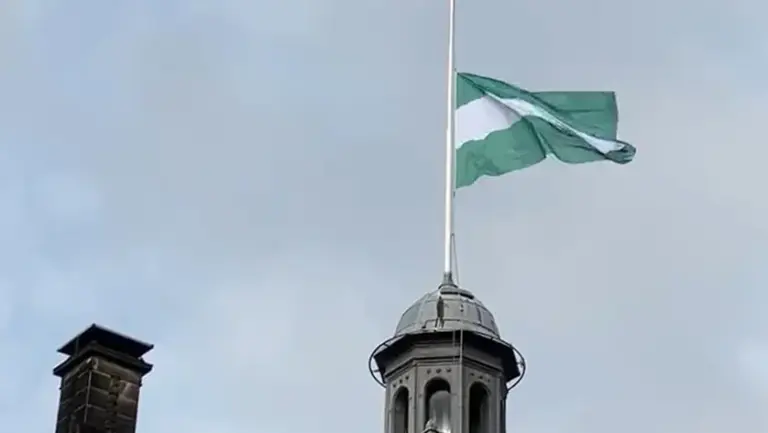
[53, 324, 154, 433]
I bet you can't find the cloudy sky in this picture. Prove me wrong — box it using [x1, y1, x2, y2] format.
[2, 0, 768, 432]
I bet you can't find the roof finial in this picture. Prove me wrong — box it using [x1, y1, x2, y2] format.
[438, 272, 457, 294]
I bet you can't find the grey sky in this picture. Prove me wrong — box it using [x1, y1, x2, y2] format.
[1, 0, 767, 432]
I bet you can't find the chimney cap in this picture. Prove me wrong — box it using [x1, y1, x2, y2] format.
[57, 323, 154, 358]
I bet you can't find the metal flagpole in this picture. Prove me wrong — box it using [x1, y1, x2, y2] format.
[442, 0, 457, 286]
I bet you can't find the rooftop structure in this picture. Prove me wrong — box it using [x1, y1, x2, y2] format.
[369, 282, 525, 433]
[53, 324, 154, 433]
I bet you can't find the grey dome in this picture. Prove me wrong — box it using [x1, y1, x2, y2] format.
[394, 286, 500, 338]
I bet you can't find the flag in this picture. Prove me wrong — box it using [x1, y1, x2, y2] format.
[455, 72, 636, 188]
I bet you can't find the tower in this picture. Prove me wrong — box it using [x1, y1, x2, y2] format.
[369, 284, 525, 433]
[52, 324, 154, 433]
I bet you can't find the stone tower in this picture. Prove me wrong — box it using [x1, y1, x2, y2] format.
[369, 283, 524, 433]
[52, 324, 154, 433]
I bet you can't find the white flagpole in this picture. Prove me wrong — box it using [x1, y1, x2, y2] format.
[442, 0, 457, 285]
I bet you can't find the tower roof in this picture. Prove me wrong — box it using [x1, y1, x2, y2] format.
[370, 284, 525, 388]
[393, 286, 500, 338]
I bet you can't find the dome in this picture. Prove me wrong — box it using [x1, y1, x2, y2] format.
[393, 285, 500, 338]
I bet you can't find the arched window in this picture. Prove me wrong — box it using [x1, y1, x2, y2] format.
[393, 387, 410, 433]
[424, 379, 451, 433]
[469, 383, 490, 433]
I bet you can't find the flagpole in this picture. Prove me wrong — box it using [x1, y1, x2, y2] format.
[441, 0, 457, 286]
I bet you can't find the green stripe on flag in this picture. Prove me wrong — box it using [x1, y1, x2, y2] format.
[455, 72, 635, 188]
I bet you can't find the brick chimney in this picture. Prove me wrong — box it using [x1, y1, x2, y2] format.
[53, 324, 153, 433]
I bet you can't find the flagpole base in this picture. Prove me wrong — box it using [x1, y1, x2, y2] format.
[439, 272, 457, 292]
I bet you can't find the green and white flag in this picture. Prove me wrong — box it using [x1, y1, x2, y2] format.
[455, 72, 636, 188]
